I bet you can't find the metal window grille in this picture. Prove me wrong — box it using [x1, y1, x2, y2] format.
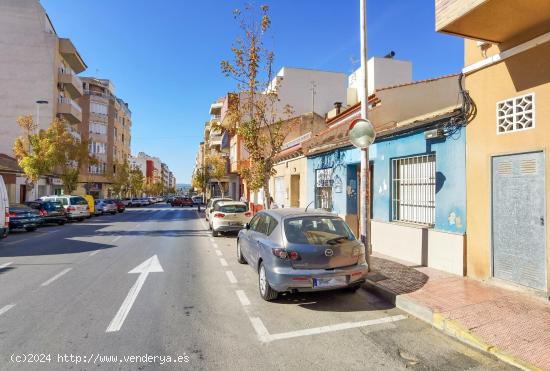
[391, 154, 436, 225]
[315, 168, 333, 211]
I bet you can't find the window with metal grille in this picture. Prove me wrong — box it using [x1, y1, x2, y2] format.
[315, 168, 333, 211]
[496, 93, 535, 134]
[391, 154, 436, 225]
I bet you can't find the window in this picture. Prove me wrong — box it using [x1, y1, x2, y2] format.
[497, 93, 535, 134]
[89, 163, 106, 174]
[89, 122, 107, 135]
[90, 102, 108, 115]
[284, 216, 355, 245]
[89, 142, 106, 154]
[315, 168, 333, 211]
[391, 154, 436, 225]
[265, 216, 278, 236]
[255, 215, 270, 235]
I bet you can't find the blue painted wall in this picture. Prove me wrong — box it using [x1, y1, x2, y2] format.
[307, 124, 466, 234]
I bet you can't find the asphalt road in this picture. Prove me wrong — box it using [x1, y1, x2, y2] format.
[0, 204, 513, 370]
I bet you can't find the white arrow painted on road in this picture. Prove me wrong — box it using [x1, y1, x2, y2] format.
[106, 255, 164, 333]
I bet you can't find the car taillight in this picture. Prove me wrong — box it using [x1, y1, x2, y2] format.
[244, 212, 252, 217]
[67, 206, 75, 212]
[85, 205, 89, 210]
[39, 210, 47, 216]
[272, 248, 288, 259]
[213, 213, 225, 218]
[6, 208, 11, 224]
[8, 212, 17, 218]
[288, 251, 301, 261]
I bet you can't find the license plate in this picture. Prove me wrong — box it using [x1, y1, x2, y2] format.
[228, 222, 242, 226]
[313, 276, 347, 288]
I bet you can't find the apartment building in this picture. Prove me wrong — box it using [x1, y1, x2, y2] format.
[436, 0, 550, 295]
[76, 77, 131, 198]
[0, 0, 86, 202]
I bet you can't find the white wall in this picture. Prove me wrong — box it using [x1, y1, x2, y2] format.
[274, 67, 347, 117]
[0, 0, 58, 156]
[348, 57, 412, 105]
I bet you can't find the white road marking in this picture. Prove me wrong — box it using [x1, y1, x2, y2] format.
[209, 238, 215, 243]
[89, 250, 100, 256]
[41, 268, 72, 287]
[212, 242, 218, 248]
[106, 255, 164, 333]
[219, 258, 228, 267]
[226, 271, 238, 284]
[0, 304, 15, 317]
[0, 262, 13, 269]
[112, 236, 122, 242]
[250, 317, 270, 341]
[236, 290, 250, 306]
[251, 315, 407, 343]
[215, 250, 222, 256]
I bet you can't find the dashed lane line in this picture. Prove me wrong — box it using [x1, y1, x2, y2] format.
[236, 290, 250, 306]
[0, 304, 15, 317]
[215, 250, 223, 256]
[40, 268, 72, 287]
[0, 262, 13, 269]
[226, 271, 238, 284]
[219, 258, 228, 267]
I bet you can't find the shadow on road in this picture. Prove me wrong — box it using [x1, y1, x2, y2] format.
[271, 288, 394, 312]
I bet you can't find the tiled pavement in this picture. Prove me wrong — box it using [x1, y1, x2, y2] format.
[366, 253, 550, 370]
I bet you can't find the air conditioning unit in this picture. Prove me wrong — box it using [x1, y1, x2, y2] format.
[425, 128, 444, 140]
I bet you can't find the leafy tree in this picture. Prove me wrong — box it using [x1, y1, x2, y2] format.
[207, 153, 227, 197]
[13, 116, 57, 195]
[192, 158, 211, 197]
[110, 160, 130, 198]
[128, 167, 144, 197]
[221, 4, 292, 208]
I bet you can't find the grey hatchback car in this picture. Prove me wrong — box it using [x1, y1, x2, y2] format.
[237, 208, 368, 301]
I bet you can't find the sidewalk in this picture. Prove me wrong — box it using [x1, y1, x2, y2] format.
[365, 253, 550, 370]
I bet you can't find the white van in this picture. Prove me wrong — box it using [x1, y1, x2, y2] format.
[41, 195, 90, 221]
[0, 176, 8, 238]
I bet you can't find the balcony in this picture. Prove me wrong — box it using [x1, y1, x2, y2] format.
[209, 134, 223, 148]
[57, 97, 82, 124]
[58, 68, 83, 97]
[58, 38, 87, 74]
[436, 0, 550, 43]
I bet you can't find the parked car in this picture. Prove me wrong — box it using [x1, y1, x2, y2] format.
[140, 198, 151, 206]
[40, 195, 90, 221]
[83, 195, 95, 219]
[0, 175, 8, 239]
[121, 198, 132, 207]
[97, 199, 117, 215]
[210, 201, 252, 237]
[205, 198, 233, 222]
[192, 195, 205, 206]
[171, 197, 194, 207]
[127, 198, 143, 207]
[237, 208, 368, 301]
[8, 204, 41, 232]
[114, 199, 125, 213]
[25, 200, 67, 225]
[94, 199, 105, 216]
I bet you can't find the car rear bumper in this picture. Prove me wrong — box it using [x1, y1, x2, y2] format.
[0, 227, 8, 238]
[266, 263, 369, 292]
[67, 212, 90, 219]
[9, 220, 40, 229]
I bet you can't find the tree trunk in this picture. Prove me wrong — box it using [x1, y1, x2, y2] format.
[263, 176, 271, 209]
[218, 181, 224, 198]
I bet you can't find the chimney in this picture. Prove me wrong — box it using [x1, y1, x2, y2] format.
[334, 102, 343, 115]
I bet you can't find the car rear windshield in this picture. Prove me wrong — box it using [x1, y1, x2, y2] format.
[219, 204, 248, 213]
[70, 197, 87, 205]
[284, 216, 355, 245]
[45, 202, 63, 211]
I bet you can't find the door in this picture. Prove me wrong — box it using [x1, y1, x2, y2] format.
[274, 176, 285, 208]
[19, 184, 27, 203]
[492, 152, 546, 291]
[290, 175, 300, 207]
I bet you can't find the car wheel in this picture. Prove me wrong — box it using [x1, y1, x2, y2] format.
[78, 218, 84, 222]
[212, 229, 218, 237]
[237, 240, 247, 264]
[259, 263, 278, 301]
[25, 227, 37, 232]
[57, 220, 66, 226]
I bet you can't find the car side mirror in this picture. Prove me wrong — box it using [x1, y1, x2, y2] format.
[245, 223, 250, 230]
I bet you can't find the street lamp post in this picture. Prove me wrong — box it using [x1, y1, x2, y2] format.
[349, 0, 376, 271]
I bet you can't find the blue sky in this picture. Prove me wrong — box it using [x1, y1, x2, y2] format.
[41, 0, 463, 184]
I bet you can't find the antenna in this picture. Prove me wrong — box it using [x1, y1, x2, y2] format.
[305, 200, 314, 212]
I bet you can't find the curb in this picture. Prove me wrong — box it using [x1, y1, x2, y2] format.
[365, 279, 541, 371]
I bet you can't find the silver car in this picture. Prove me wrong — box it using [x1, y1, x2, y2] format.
[237, 208, 368, 301]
